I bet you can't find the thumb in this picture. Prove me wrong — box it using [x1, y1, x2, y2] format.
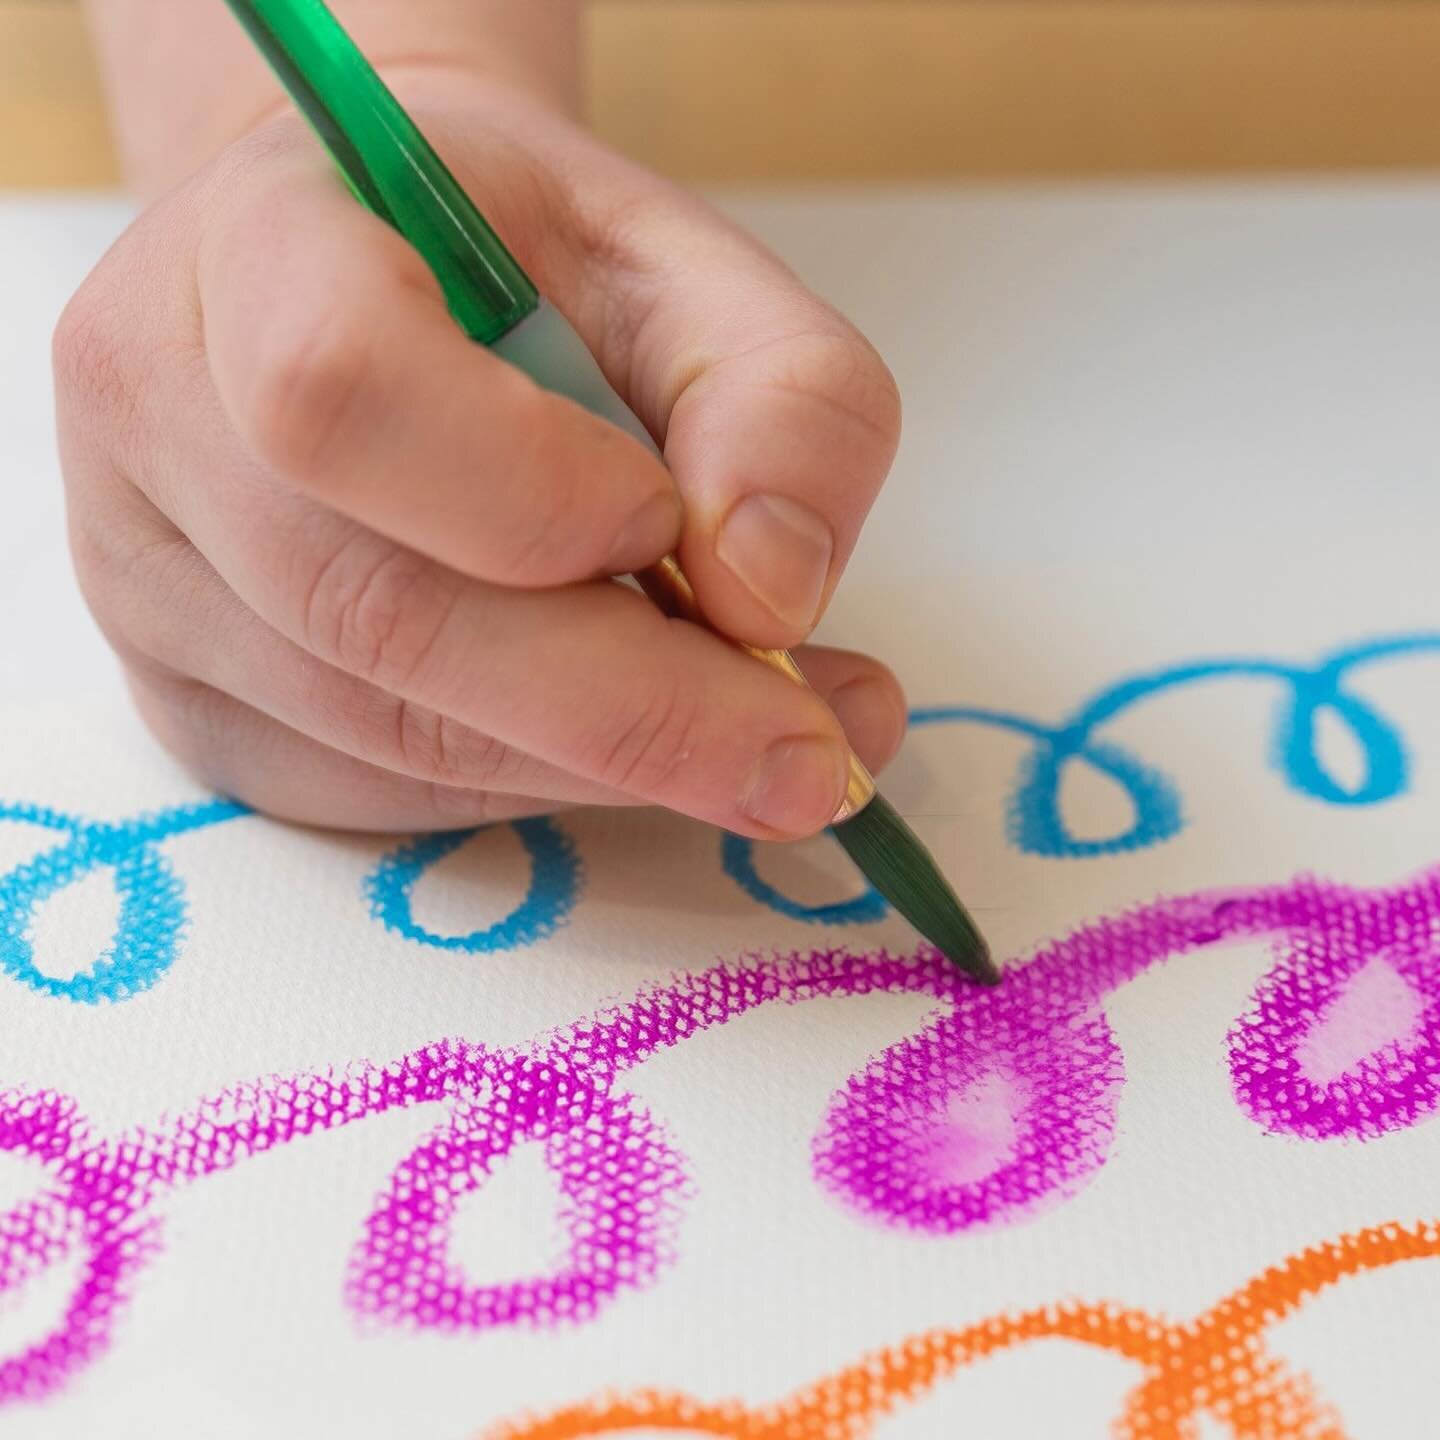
[425, 90, 902, 648]
[496, 134, 902, 649]
[596, 225, 901, 651]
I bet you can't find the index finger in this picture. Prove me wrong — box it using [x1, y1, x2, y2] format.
[199, 151, 682, 589]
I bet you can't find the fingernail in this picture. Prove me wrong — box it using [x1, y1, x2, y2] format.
[604, 491, 682, 575]
[739, 735, 848, 837]
[716, 494, 834, 632]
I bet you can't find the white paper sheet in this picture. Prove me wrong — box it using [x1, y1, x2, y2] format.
[2, 182, 1439, 1439]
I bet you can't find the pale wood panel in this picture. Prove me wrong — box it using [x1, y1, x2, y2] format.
[592, 2, 1440, 180]
[0, 3, 116, 186]
[5, 1, 1440, 188]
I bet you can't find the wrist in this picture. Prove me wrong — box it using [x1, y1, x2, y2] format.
[232, 55, 581, 162]
[237, 6, 585, 135]
[86, 0, 582, 199]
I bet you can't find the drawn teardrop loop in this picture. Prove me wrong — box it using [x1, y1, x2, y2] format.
[365, 818, 582, 953]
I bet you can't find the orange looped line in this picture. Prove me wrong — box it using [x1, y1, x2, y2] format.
[481, 1220, 1440, 1440]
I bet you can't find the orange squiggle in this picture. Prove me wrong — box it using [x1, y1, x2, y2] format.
[482, 1220, 1440, 1440]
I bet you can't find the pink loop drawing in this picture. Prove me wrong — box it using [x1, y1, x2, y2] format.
[2, 863, 1439, 1403]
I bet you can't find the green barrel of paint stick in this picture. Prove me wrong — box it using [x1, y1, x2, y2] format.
[225, 0, 540, 344]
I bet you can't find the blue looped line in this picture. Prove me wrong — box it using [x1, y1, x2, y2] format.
[720, 830, 889, 925]
[725, 633, 1440, 921]
[6, 633, 1438, 991]
[364, 817, 582, 952]
[0, 799, 247, 1003]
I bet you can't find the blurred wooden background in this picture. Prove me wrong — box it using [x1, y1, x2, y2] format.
[5, 1, 1440, 187]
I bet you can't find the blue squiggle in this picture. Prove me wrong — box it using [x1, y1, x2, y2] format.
[9, 635, 1439, 983]
[0, 799, 247, 1002]
[364, 817, 582, 952]
[720, 831, 888, 925]
[727, 633, 1440, 918]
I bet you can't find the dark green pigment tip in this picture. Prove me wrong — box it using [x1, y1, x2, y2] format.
[831, 792, 999, 986]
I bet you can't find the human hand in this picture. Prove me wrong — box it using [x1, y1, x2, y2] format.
[55, 70, 907, 838]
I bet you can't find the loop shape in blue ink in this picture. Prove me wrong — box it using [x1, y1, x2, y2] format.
[720, 831, 889, 925]
[365, 817, 581, 952]
[909, 638, 1440, 862]
[1275, 683, 1406, 806]
[906, 707, 1186, 861]
[0, 799, 247, 1003]
[1008, 739, 1184, 859]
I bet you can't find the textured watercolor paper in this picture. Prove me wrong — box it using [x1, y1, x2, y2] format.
[3, 184, 1440, 1439]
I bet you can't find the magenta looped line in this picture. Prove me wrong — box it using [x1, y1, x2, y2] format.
[2, 866, 1438, 1402]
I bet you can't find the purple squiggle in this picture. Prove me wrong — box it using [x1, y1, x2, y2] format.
[818, 871, 1440, 1234]
[3, 867, 1439, 1402]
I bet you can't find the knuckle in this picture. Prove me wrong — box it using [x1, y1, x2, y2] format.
[778, 332, 904, 460]
[169, 677, 231, 758]
[856, 349, 903, 454]
[301, 535, 458, 690]
[52, 278, 137, 425]
[129, 670, 232, 779]
[392, 701, 510, 789]
[591, 674, 703, 796]
[65, 502, 124, 611]
[247, 310, 371, 480]
[421, 779, 515, 828]
[392, 698, 454, 784]
[67, 503, 194, 657]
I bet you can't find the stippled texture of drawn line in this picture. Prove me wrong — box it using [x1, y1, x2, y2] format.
[481, 1220, 1440, 1440]
[364, 817, 581, 952]
[0, 807, 579, 1005]
[0, 799, 245, 1002]
[2, 863, 1438, 1401]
